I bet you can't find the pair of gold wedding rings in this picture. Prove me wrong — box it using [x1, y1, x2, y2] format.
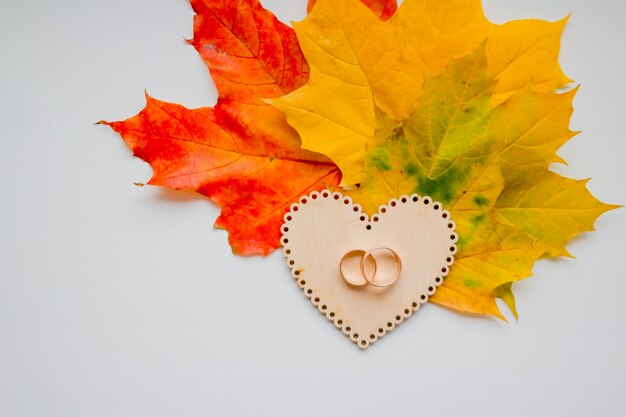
[339, 247, 402, 288]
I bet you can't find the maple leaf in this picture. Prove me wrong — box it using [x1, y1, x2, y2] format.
[101, 0, 343, 255]
[271, 0, 617, 317]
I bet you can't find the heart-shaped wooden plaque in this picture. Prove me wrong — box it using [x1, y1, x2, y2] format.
[280, 190, 457, 349]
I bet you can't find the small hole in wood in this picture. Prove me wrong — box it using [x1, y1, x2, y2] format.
[404, 309, 410, 314]
[346, 326, 351, 332]
[337, 320, 343, 325]
[401, 197, 407, 203]
[412, 302, 418, 308]
[343, 199, 350, 204]
[361, 340, 366, 346]
[286, 215, 292, 221]
[330, 312, 335, 318]
[373, 217, 378, 222]
[412, 196, 418, 202]
[300, 280, 306, 285]
[424, 199, 430, 204]
[311, 194, 317, 199]
[353, 333, 359, 339]
[307, 289, 312, 294]
[387, 322, 393, 328]
[301, 198, 307, 204]
[370, 334, 375, 340]
[448, 223, 453, 228]
[428, 286, 434, 292]
[434, 204, 440, 209]
[450, 234, 455, 240]
[366, 225, 372, 230]
[321, 305, 327, 310]
[289, 260, 294, 265]
[314, 297, 320, 303]
[420, 295, 426, 300]
[293, 206, 298, 212]
[446, 257, 452, 262]
[395, 315, 401, 321]
[391, 201, 397, 207]
[449, 246, 455, 252]
[441, 267, 447, 273]
[283, 226, 289, 232]
[442, 213, 448, 218]
[381, 207, 387, 213]
[360, 215, 366, 221]
[435, 277, 441, 283]
[322, 192, 329, 198]
[295, 270, 300, 276]
[353, 206, 359, 212]
[285, 249, 291, 255]
[283, 238, 289, 244]
[378, 328, 384, 334]
[334, 195, 340, 200]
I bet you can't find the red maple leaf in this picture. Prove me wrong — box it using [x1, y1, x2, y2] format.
[102, 0, 397, 255]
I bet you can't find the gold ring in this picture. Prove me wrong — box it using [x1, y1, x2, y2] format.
[360, 247, 402, 288]
[340, 249, 376, 287]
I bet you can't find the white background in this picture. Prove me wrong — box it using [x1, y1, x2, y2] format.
[1, 0, 625, 416]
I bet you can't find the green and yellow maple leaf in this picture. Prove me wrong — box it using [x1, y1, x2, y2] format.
[272, 0, 572, 185]
[271, 0, 617, 318]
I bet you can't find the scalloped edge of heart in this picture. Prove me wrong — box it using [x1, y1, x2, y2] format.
[280, 190, 457, 349]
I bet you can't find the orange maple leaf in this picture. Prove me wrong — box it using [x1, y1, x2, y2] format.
[101, 0, 350, 255]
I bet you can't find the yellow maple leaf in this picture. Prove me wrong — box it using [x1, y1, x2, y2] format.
[271, 0, 617, 318]
[272, 0, 573, 185]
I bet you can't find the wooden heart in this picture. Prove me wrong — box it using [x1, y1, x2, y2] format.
[280, 190, 457, 349]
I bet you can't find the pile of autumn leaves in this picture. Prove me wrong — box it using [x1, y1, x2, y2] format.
[106, 0, 616, 319]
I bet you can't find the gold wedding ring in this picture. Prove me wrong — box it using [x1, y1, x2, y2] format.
[340, 247, 402, 288]
[361, 247, 402, 288]
[339, 249, 375, 287]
